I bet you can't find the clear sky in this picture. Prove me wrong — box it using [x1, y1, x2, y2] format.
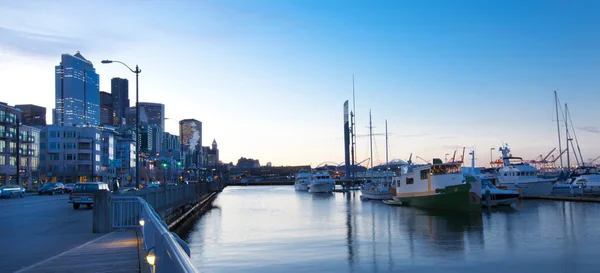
[1, 0, 599, 167]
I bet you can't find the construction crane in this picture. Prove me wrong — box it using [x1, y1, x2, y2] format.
[589, 156, 600, 165]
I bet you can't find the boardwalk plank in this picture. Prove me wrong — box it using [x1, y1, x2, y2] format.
[17, 230, 140, 273]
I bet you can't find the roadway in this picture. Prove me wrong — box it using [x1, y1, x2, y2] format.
[0, 193, 101, 273]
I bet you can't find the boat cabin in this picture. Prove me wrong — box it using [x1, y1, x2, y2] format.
[392, 161, 464, 196]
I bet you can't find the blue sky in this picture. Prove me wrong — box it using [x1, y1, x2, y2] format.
[0, 0, 599, 167]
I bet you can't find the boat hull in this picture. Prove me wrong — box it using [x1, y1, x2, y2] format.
[552, 184, 584, 196]
[393, 183, 481, 212]
[499, 180, 554, 197]
[481, 194, 519, 206]
[308, 183, 334, 193]
[294, 183, 308, 191]
[360, 190, 393, 200]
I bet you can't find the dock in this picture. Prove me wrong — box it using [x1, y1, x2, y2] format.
[525, 195, 600, 203]
[16, 230, 141, 273]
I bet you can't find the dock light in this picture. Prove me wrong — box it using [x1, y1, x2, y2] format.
[139, 219, 145, 226]
[146, 248, 156, 266]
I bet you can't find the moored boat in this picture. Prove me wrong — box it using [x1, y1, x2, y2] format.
[496, 144, 555, 197]
[294, 170, 311, 191]
[308, 171, 335, 193]
[389, 159, 481, 212]
[476, 174, 520, 206]
[359, 171, 394, 200]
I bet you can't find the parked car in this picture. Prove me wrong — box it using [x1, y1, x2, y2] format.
[123, 187, 138, 192]
[0, 185, 25, 198]
[64, 183, 76, 193]
[38, 182, 65, 195]
[146, 183, 160, 189]
[69, 182, 109, 209]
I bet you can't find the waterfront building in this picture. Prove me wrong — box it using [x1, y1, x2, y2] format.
[111, 78, 129, 127]
[207, 139, 219, 168]
[54, 52, 100, 127]
[15, 104, 46, 126]
[38, 125, 102, 183]
[99, 91, 114, 126]
[0, 103, 40, 186]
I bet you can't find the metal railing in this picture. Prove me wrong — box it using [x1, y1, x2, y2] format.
[111, 195, 198, 272]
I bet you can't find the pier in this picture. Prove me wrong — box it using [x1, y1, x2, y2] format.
[4, 182, 223, 273]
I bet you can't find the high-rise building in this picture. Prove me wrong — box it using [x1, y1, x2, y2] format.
[55, 51, 100, 127]
[179, 119, 202, 170]
[15, 104, 46, 126]
[138, 102, 164, 154]
[125, 106, 148, 126]
[0, 103, 41, 186]
[99, 91, 113, 126]
[111, 78, 129, 126]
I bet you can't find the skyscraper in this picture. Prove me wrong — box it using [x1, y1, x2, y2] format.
[138, 102, 164, 154]
[179, 119, 202, 169]
[99, 91, 113, 125]
[55, 51, 100, 127]
[15, 104, 46, 126]
[111, 78, 129, 127]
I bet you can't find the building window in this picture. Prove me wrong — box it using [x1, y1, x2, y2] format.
[49, 142, 59, 150]
[96, 144, 100, 151]
[0, 155, 5, 165]
[64, 143, 76, 149]
[65, 154, 75, 161]
[10, 156, 16, 166]
[406, 177, 414, 185]
[50, 131, 60, 138]
[40, 143, 46, 149]
[50, 154, 59, 160]
[95, 155, 100, 162]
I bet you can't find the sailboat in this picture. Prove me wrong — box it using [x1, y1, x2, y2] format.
[360, 113, 393, 200]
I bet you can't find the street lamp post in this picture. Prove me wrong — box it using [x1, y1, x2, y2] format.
[102, 60, 141, 188]
[490, 148, 495, 166]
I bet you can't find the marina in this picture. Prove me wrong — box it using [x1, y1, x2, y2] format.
[180, 186, 600, 273]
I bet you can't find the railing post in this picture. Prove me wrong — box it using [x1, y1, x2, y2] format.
[93, 190, 112, 233]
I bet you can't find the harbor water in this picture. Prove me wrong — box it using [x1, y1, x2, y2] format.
[179, 186, 600, 273]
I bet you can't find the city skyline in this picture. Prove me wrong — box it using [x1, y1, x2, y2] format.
[1, 1, 599, 167]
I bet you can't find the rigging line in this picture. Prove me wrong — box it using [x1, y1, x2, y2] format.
[566, 106, 585, 165]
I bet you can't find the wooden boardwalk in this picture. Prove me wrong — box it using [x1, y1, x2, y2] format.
[16, 230, 140, 273]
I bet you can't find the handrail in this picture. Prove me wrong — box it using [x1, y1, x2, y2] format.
[112, 195, 198, 273]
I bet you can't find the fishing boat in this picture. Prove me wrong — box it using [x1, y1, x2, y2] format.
[294, 170, 311, 191]
[308, 171, 335, 193]
[477, 174, 520, 206]
[360, 171, 394, 200]
[496, 144, 555, 197]
[388, 158, 481, 212]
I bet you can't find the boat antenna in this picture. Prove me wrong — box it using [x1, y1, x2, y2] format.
[554, 90, 563, 168]
[352, 75, 357, 181]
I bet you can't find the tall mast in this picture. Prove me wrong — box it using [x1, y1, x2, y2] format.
[352, 75, 357, 180]
[565, 103, 570, 171]
[554, 91, 563, 168]
[369, 110, 373, 171]
[385, 119, 389, 171]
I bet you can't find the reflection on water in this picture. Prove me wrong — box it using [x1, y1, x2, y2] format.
[180, 186, 600, 273]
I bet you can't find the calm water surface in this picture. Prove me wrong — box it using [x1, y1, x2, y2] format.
[180, 186, 600, 273]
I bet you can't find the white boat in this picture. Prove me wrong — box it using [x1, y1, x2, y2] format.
[556, 167, 600, 194]
[308, 171, 335, 193]
[294, 170, 311, 191]
[477, 174, 520, 206]
[359, 116, 393, 200]
[552, 177, 585, 196]
[360, 171, 394, 200]
[496, 144, 554, 197]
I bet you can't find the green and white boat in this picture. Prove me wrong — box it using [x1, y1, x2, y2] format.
[385, 159, 481, 212]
